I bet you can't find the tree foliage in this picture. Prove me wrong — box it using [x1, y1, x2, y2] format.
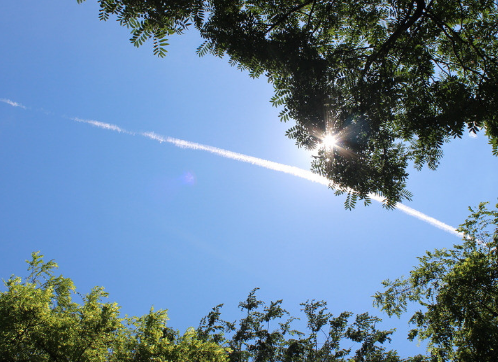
[374, 202, 498, 361]
[0, 252, 229, 362]
[77, 0, 498, 207]
[3, 199, 498, 361]
[196, 288, 427, 361]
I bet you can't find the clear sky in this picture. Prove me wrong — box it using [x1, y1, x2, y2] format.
[1, 0, 497, 357]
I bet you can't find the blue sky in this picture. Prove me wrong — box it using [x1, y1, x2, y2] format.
[1, 0, 497, 357]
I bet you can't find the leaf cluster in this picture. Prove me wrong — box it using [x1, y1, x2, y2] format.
[374, 202, 498, 361]
[78, 0, 498, 206]
[3, 199, 497, 360]
[197, 288, 422, 361]
[0, 252, 228, 362]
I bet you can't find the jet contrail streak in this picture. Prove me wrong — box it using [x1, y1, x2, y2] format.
[0, 99, 463, 239]
[368, 194, 462, 237]
[76, 118, 462, 238]
[141, 132, 329, 185]
[1, 98, 26, 109]
[72, 117, 135, 135]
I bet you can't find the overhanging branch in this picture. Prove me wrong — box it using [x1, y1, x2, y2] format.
[362, 0, 426, 78]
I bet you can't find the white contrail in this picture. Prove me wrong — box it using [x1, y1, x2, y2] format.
[1, 97, 462, 239]
[1, 98, 27, 109]
[72, 118, 461, 238]
[141, 132, 329, 185]
[368, 194, 462, 237]
[72, 117, 135, 135]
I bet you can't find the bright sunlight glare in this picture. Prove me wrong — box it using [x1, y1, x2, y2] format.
[322, 134, 338, 149]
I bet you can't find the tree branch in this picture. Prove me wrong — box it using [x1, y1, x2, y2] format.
[305, 0, 317, 32]
[425, 10, 496, 68]
[425, 11, 489, 81]
[362, 0, 426, 78]
[266, 0, 314, 34]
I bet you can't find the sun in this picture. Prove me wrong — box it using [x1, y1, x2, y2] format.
[321, 134, 338, 150]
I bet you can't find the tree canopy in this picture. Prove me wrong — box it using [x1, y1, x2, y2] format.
[0, 252, 229, 361]
[196, 289, 424, 361]
[77, 0, 498, 207]
[0, 254, 421, 361]
[374, 201, 498, 360]
[197, 202, 498, 361]
[2, 202, 497, 360]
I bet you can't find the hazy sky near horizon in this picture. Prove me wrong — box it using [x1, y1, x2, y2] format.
[1, 0, 497, 357]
